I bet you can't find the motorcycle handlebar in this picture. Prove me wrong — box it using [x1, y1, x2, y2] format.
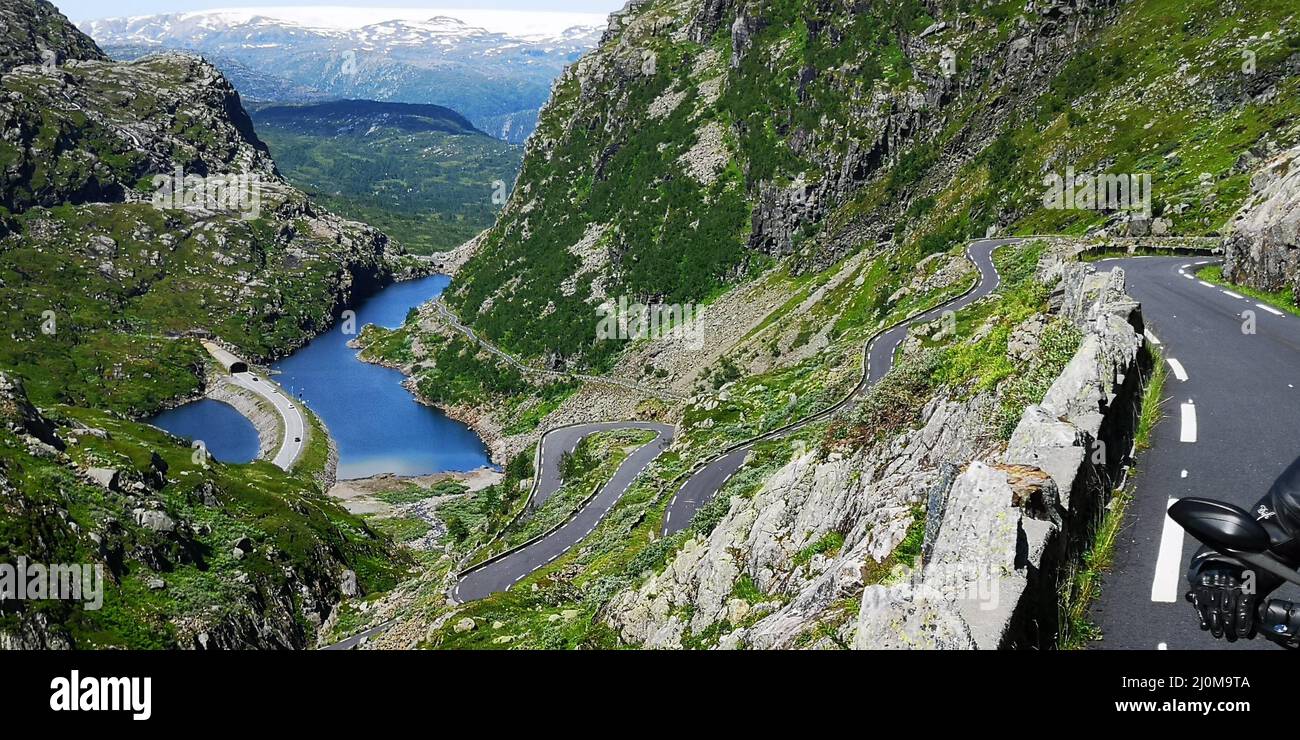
[1259, 599, 1300, 648]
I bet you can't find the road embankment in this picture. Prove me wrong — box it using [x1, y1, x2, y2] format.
[207, 377, 282, 460]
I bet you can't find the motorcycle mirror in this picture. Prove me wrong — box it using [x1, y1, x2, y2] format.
[1169, 498, 1270, 554]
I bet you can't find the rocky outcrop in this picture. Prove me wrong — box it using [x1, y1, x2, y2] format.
[0, 0, 106, 74]
[602, 254, 1148, 649]
[604, 392, 999, 649]
[854, 262, 1148, 649]
[0, 372, 63, 451]
[1223, 143, 1300, 295]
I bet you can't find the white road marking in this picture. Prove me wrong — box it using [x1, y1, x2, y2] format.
[1222, 290, 1244, 299]
[1179, 402, 1197, 443]
[1198, 280, 1215, 288]
[1183, 273, 1194, 280]
[1180, 264, 1191, 270]
[1256, 302, 1284, 316]
[1151, 498, 1186, 603]
[1180, 469, 1188, 478]
[1157, 642, 1168, 650]
[1166, 358, 1188, 382]
[229, 371, 304, 470]
[1143, 328, 1161, 346]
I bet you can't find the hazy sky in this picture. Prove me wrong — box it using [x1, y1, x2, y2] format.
[55, 0, 626, 23]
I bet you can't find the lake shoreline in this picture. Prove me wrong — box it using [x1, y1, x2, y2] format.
[155, 274, 493, 478]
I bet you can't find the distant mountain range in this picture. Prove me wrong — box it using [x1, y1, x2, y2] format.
[79, 8, 607, 143]
[249, 99, 523, 254]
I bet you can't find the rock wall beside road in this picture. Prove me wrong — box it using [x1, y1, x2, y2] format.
[1223, 142, 1300, 295]
[855, 262, 1148, 649]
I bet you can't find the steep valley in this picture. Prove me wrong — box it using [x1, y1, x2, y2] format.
[3, 0, 1300, 654]
[343, 0, 1300, 649]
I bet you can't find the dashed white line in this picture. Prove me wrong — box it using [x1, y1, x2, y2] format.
[1166, 358, 1189, 382]
[1197, 280, 1215, 288]
[1183, 273, 1194, 280]
[1143, 328, 1161, 346]
[1256, 302, 1284, 316]
[1222, 289, 1244, 300]
[1151, 498, 1186, 603]
[1179, 402, 1197, 443]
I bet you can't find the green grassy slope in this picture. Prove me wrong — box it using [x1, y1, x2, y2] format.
[252, 100, 523, 254]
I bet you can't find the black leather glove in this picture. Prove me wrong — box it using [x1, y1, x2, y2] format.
[1185, 565, 1256, 641]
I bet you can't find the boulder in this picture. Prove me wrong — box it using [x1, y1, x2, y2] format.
[86, 467, 121, 492]
[145, 451, 169, 490]
[1223, 143, 1300, 295]
[339, 569, 360, 598]
[853, 586, 976, 650]
[133, 509, 177, 533]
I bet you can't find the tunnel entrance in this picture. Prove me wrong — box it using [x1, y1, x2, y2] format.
[230, 361, 249, 374]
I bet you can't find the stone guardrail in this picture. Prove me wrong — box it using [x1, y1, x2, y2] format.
[856, 259, 1152, 649]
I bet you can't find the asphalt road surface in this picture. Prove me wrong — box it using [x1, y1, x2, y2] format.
[1092, 256, 1300, 650]
[662, 238, 1015, 536]
[454, 422, 675, 602]
[229, 371, 306, 470]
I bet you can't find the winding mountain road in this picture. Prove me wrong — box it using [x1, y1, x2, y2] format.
[1092, 256, 1300, 650]
[662, 238, 1012, 535]
[453, 238, 1014, 601]
[454, 422, 675, 602]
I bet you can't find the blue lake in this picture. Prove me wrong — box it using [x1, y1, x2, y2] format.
[151, 398, 260, 464]
[153, 274, 493, 478]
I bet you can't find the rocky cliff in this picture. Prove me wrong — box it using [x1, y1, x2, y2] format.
[446, 0, 1133, 370]
[0, 0, 105, 74]
[0, 0, 421, 415]
[0, 0, 408, 649]
[356, 0, 1300, 650]
[1223, 141, 1300, 295]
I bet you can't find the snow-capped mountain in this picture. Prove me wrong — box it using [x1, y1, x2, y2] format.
[79, 7, 609, 143]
